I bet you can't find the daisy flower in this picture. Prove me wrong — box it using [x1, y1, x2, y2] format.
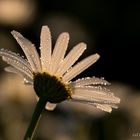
[0, 26, 120, 113]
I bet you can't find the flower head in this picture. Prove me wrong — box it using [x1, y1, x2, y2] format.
[0, 26, 120, 112]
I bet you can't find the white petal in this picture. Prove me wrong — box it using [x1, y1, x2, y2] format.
[45, 102, 57, 111]
[69, 99, 118, 112]
[0, 49, 33, 79]
[56, 42, 86, 76]
[88, 102, 118, 110]
[5, 66, 33, 85]
[72, 77, 110, 87]
[0, 49, 32, 71]
[11, 31, 41, 72]
[35, 98, 57, 111]
[2, 56, 33, 79]
[94, 104, 112, 113]
[40, 26, 52, 71]
[94, 103, 118, 109]
[72, 87, 120, 104]
[50, 32, 69, 74]
[62, 53, 100, 82]
[74, 86, 114, 96]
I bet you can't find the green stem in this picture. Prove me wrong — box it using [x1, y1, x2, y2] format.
[24, 97, 47, 140]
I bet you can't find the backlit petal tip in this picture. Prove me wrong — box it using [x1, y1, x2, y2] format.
[90, 53, 100, 63]
[45, 102, 57, 111]
[11, 30, 22, 38]
[94, 53, 100, 60]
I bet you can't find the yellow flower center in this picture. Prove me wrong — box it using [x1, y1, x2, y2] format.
[33, 72, 72, 103]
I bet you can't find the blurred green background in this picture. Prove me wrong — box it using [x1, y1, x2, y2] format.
[0, 0, 140, 140]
